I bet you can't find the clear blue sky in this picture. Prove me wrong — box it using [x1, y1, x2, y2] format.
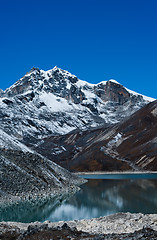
[0, 0, 157, 98]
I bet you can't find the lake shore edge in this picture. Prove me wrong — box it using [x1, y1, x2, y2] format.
[1, 173, 157, 239]
[75, 170, 157, 175]
[0, 176, 87, 208]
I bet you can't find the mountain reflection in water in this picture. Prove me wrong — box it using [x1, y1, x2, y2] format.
[0, 178, 157, 223]
[48, 178, 157, 222]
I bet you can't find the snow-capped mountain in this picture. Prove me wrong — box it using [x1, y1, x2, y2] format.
[0, 65, 156, 191]
[0, 66, 155, 146]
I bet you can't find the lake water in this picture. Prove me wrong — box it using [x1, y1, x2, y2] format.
[0, 173, 157, 223]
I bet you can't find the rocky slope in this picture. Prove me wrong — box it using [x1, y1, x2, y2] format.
[34, 100, 157, 171]
[0, 128, 84, 204]
[0, 66, 154, 147]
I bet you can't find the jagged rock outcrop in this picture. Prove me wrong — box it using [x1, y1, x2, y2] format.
[104, 80, 130, 104]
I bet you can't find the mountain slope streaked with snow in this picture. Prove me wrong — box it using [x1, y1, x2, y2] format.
[0, 66, 155, 147]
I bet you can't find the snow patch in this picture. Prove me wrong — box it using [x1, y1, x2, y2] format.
[76, 79, 95, 88]
[40, 92, 73, 112]
[0, 129, 32, 152]
[108, 133, 122, 147]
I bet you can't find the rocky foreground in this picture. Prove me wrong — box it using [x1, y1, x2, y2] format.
[1, 213, 157, 239]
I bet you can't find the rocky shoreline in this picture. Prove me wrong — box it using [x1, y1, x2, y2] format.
[0, 183, 82, 207]
[0, 213, 157, 239]
[0, 148, 86, 208]
[76, 171, 157, 175]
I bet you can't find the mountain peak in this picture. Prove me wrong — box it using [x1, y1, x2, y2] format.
[52, 65, 60, 71]
[51, 66, 78, 79]
[26, 67, 40, 75]
[108, 79, 120, 85]
[3, 66, 155, 107]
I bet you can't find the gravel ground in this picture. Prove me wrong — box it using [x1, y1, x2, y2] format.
[1, 213, 157, 239]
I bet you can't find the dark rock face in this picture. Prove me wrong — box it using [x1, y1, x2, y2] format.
[69, 84, 85, 104]
[2, 98, 14, 105]
[104, 81, 130, 104]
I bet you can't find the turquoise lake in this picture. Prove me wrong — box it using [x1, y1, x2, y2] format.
[0, 173, 157, 223]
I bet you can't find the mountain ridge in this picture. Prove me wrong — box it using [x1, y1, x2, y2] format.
[0, 66, 155, 147]
[2, 66, 155, 101]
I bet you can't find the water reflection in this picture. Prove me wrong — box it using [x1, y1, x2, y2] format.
[47, 178, 157, 222]
[0, 178, 157, 223]
[0, 191, 75, 223]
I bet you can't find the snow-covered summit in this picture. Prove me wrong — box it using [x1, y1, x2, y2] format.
[3, 66, 155, 103]
[0, 66, 155, 146]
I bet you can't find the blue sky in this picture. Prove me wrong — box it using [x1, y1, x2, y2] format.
[0, 0, 157, 98]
